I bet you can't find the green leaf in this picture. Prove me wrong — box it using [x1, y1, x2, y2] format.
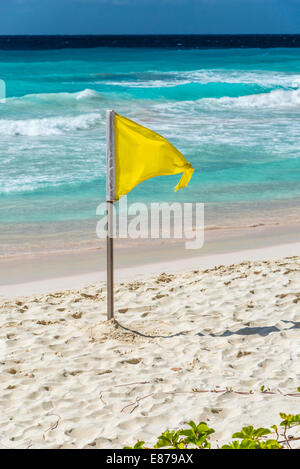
[279, 413, 300, 428]
[232, 426, 254, 439]
[239, 439, 259, 449]
[187, 421, 197, 432]
[123, 440, 145, 449]
[258, 440, 282, 450]
[134, 441, 145, 449]
[253, 428, 271, 438]
[232, 426, 271, 441]
[154, 429, 186, 449]
[179, 429, 194, 439]
[178, 421, 214, 448]
[221, 441, 240, 449]
[222, 439, 259, 449]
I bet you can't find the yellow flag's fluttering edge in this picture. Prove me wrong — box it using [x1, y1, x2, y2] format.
[107, 111, 194, 202]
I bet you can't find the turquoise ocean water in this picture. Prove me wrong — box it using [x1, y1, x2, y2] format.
[0, 46, 300, 255]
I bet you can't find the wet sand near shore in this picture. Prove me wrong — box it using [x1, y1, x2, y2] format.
[0, 222, 299, 297]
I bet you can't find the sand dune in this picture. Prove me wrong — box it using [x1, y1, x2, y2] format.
[0, 256, 299, 449]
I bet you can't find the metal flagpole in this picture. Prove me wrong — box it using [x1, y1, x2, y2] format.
[106, 110, 115, 320]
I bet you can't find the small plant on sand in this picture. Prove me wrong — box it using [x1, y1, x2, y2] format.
[155, 421, 214, 449]
[124, 421, 214, 449]
[124, 412, 300, 450]
[278, 413, 300, 449]
[221, 426, 282, 449]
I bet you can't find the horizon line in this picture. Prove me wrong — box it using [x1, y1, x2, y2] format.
[1, 33, 300, 37]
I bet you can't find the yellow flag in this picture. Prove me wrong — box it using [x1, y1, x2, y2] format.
[113, 113, 194, 201]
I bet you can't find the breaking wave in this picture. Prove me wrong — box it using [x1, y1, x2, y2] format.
[0, 112, 102, 136]
[200, 87, 300, 110]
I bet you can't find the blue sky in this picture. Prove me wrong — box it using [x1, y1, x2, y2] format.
[0, 0, 299, 35]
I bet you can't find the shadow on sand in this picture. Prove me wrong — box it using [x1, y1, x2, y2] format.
[116, 319, 300, 340]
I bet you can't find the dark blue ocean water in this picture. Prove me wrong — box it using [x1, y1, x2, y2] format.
[0, 37, 299, 254]
[1, 35, 300, 50]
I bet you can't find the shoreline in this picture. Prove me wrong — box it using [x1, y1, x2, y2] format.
[1, 222, 299, 297]
[2, 198, 300, 260]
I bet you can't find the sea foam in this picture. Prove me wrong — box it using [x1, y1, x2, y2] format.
[0, 113, 102, 136]
[200, 87, 300, 110]
[1, 89, 102, 111]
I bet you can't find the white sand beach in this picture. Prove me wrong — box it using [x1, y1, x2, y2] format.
[0, 253, 299, 449]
